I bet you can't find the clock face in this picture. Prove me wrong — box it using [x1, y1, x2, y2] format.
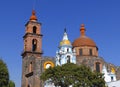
[44, 61, 54, 69]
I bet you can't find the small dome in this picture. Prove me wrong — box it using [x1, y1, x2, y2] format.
[111, 67, 115, 74]
[59, 29, 71, 46]
[72, 24, 97, 47]
[60, 40, 71, 46]
[30, 10, 37, 20]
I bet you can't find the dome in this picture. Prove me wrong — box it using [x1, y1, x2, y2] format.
[30, 10, 37, 20]
[72, 24, 97, 47]
[59, 29, 71, 46]
[72, 36, 96, 47]
[60, 40, 71, 46]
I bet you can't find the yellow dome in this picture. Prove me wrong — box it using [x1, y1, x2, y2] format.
[111, 67, 115, 74]
[60, 40, 71, 46]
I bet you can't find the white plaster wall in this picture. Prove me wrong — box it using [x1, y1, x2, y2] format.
[107, 80, 120, 87]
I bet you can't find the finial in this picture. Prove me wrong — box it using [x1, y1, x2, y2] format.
[32, 10, 36, 15]
[81, 24, 84, 27]
[30, 10, 37, 21]
[80, 24, 86, 36]
[64, 27, 67, 33]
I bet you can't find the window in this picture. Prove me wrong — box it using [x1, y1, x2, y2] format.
[29, 62, 32, 72]
[59, 58, 61, 64]
[33, 26, 37, 34]
[96, 62, 100, 72]
[89, 49, 92, 56]
[67, 48, 69, 52]
[79, 49, 82, 56]
[111, 76, 113, 81]
[32, 39, 37, 51]
[28, 85, 30, 87]
[67, 56, 70, 63]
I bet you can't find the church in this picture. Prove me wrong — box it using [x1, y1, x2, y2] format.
[21, 10, 120, 87]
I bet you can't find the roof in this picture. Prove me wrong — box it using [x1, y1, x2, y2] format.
[72, 24, 97, 47]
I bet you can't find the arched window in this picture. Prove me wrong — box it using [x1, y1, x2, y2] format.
[111, 76, 113, 81]
[59, 58, 61, 64]
[89, 49, 92, 56]
[79, 49, 82, 56]
[67, 48, 69, 52]
[32, 39, 37, 51]
[29, 62, 32, 72]
[28, 85, 30, 87]
[67, 56, 70, 63]
[33, 26, 37, 34]
[96, 62, 100, 72]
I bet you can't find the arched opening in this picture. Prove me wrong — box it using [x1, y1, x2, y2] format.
[29, 62, 32, 72]
[33, 26, 37, 34]
[111, 76, 113, 81]
[59, 58, 61, 64]
[67, 48, 69, 52]
[32, 39, 37, 51]
[96, 62, 100, 72]
[67, 56, 70, 63]
[79, 49, 83, 56]
[89, 49, 92, 56]
[28, 85, 30, 87]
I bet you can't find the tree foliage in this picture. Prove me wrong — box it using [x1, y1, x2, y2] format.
[0, 59, 9, 87]
[0, 59, 15, 87]
[9, 80, 15, 87]
[40, 63, 105, 87]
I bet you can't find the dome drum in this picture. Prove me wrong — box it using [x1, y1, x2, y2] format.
[72, 24, 98, 57]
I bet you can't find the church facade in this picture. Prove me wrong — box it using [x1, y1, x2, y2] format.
[21, 10, 120, 87]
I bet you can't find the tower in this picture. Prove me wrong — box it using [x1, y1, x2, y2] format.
[56, 29, 76, 66]
[21, 10, 43, 87]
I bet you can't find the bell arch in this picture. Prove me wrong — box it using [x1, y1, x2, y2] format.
[32, 39, 37, 51]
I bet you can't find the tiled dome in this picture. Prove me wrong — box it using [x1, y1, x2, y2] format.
[59, 29, 71, 46]
[60, 40, 71, 46]
[72, 24, 97, 47]
[72, 36, 96, 47]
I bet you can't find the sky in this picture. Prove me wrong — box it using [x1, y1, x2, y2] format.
[0, 0, 120, 87]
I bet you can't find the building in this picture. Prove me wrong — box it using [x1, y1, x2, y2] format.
[56, 29, 76, 66]
[107, 80, 120, 87]
[21, 10, 55, 87]
[21, 10, 120, 87]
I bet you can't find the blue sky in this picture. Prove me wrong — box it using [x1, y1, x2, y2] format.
[0, 0, 120, 87]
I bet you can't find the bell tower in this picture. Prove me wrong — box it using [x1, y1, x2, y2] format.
[56, 29, 76, 66]
[22, 10, 43, 58]
[21, 10, 43, 87]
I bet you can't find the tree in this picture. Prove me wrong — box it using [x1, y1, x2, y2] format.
[40, 63, 105, 87]
[0, 59, 9, 87]
[9, 80, 15, 87]
[0, 59, 15, 87]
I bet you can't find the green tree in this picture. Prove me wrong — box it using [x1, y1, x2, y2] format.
[0, 59, 15, 87]
[0, 59, 9, 87]
[9, 80, 15, 87]
[40, 63, 105, 87]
